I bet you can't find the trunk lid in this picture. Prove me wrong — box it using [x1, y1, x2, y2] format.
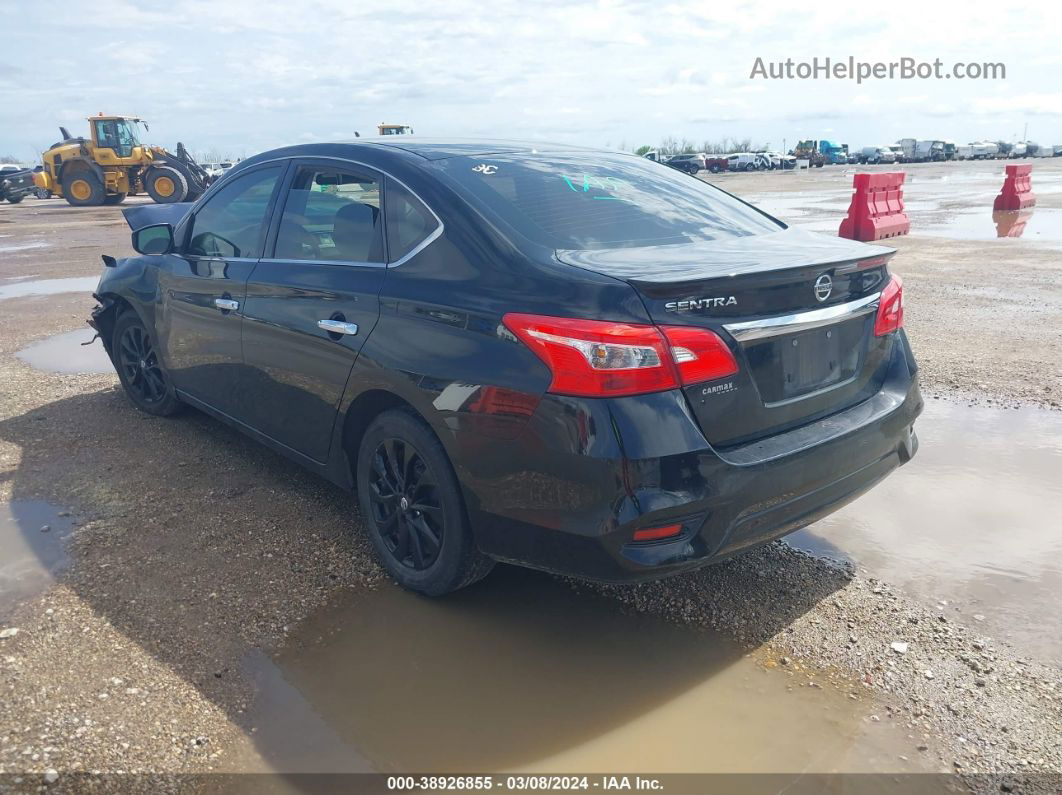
[557, 228, 897, 448]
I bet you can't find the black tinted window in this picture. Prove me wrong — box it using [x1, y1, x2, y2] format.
[188, 167, 281, 258]
[273, 167, 383, 263]
[436, 153, 782, 250]
[385, 180, 438, 261]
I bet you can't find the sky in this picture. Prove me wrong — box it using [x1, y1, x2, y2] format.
[1, 0, 1061, 162]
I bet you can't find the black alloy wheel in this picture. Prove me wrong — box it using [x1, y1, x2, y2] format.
[118, 323, 165, 404]
[368, 437, 444, 571]
[111, 311, 182, 416]
[356, 409, 494, 595]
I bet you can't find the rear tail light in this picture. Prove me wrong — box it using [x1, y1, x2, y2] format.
[874, 275, 904, 336]
[659, 325, 739, 384]
[502, 313, 739, 398]
[632, 523, 683, 542]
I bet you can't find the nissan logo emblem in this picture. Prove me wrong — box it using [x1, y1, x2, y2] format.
[814, 274, 833, 302]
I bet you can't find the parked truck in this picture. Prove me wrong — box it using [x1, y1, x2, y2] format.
[818, 139, 847, 164]
[913, 140, 945, 162]
[857, 146, 895, 164]
[970, 141, 1000, 159]
[897, 139, 917, 161]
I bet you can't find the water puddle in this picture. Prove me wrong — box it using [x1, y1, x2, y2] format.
[911, 207, 1062, 246]
[233, 570, 938, 777]
[0, 501, 76, 618]
[746, 168, 1062, 247]
[788, 400, 1062, 661]
[0, 277, 98, 301]
[16, 328, 113, 374]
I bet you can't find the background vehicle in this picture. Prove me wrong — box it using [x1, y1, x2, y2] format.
[846, 151, 861, 164]
[858, 146, 895, 164]
[887, 145, 905, 163]
[914, 140, 945, 162]
[897, 139, 917, 161]
[755, 151, 782, 170]
[665, 153, 707, 174]
[89, 140, 920, 596]
[0, 164, 34, 203]
[727, 152, 759, 171]
[791, 140, 826, 167]
[818, 140, 847, 164]
[704, 156, 728, 173]
[970, 141, 1000, 159]
[378, 123, 413, 135]
[642, 151, 713, 175]
[33, 114, 213, 206]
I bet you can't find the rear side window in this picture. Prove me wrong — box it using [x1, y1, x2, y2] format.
[273, 167, 384, 263]
[436, 153, 782, 250]
[187, 166, 282, 258]
[385, 179, 439, 261]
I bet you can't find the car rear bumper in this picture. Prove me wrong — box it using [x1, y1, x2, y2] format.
[458, 330, 921, 583]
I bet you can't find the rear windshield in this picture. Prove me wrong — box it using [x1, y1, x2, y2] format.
[434, 152, 783, 250]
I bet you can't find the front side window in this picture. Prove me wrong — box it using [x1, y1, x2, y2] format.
[385, 180, 439, 261]
[187, 166, 282, 258]
[273, 167, 383, 263]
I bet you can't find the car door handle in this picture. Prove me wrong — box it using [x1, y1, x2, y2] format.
[214, 298, 239, 312]
[317, 319, 359, 335]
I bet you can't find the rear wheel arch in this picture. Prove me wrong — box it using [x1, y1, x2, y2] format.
[342, 390, 425, 479]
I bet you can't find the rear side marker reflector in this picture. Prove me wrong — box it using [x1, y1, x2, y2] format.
[503, 313, 739, 398]
[632, 524, 683, 542]
[874, 275, 904, 336]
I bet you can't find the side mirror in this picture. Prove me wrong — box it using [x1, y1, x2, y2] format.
[132, 223, 174, 255]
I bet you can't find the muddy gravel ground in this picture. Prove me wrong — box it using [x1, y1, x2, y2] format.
[1, 161, 1060, 791]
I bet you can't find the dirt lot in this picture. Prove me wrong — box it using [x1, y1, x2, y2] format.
[1, 161, 1060, 790]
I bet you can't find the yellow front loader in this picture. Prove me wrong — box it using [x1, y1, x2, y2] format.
[34, 114, 213, 207]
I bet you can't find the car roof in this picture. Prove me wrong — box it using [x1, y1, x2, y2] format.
[240, 138, 624, 166]
[353, 137, 611, 161]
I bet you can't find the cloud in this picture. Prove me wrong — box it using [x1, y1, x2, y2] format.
[0, 0, 1059, 159]
[972, 93, 1062, 115]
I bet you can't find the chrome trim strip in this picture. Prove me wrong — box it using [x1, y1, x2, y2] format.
[723, 292, 881, 342]
[256, 257, 386, 269]
[214, 154, 444, 267]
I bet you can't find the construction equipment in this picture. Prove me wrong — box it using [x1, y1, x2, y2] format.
[33, 114, 213, 207]
[377, 123, 413, 136]
[791, 140, 826, 167]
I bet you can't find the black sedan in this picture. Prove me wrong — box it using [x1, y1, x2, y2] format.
[90, 139, 921, 595]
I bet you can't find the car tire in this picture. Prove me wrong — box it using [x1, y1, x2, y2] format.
[745, 163, 755, 172]
[103, 192, 127, 206]
[145, 166, 189, 203]
[357, 409, 495, 596]
[63, 171, 105, 206]
[709, 165, 721, 173]
[111, 310, 183, 417]
[7, 194, 22, 204]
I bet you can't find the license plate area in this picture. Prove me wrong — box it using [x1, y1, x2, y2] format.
[743, 317, 867, 404]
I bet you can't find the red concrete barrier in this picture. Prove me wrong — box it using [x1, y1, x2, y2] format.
[993, 164, 1036, 211]
[993, 209, 1032, 238]
[838, 172, 910, 242]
